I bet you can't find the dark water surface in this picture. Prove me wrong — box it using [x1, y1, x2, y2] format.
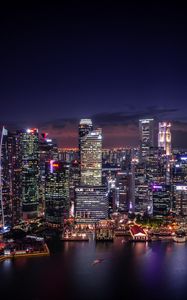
[1, 238, 187, 300]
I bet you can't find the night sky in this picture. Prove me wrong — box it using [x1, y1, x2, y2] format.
[1, 2, 187, 148]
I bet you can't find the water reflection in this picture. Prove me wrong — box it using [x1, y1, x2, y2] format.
[1, 240, 187, 300]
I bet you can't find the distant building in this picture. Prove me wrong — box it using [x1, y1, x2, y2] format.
[139, 119, 154, 161]
[146, 147, 167, 184]
[39, 133, 58, 216]
[158, 122, 172, 156]
[152, 184, 171, 216]
[134, 163, 151, 213]
[173, 185, 187, 216]
[116, 172, 130, 213]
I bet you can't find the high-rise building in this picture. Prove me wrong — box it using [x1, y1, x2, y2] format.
[152, 184, 171, 216]
[75, 121, 108, 223]
[81, 128, 102, 186]
[39, 133, 58, 216]
[69, 160, 80, 217]
[139, 119, 154, 161]
[116, 172, 130, 212]
[0, 127, 22, 227]
[19, 128, 40, 220]
[0, 127, 12, 228]
[75, 186, 108, 223]
[134, 163, 151, 214]
[79, 119, 93, 159]
[173, 185, 187, 216]
[146, 147, 167, 184]
[158, 122, 172, 156]
[45, 160, 70, 227]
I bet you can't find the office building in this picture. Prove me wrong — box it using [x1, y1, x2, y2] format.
[152, 184, 171, 216]
[139, 119, 154, 161]
[78, 119, 93, 159]
[80, 128, 102, 186]
[173, 185, 187, 216]
[158, 122, 172, 156]
[45, 160, 70, 227]
[0, 127, 12, 228]
[75, 186, 108, 223]
[19, 128, 40, 220]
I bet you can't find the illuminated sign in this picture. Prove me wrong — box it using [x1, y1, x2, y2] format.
[152, 185, 162, 189]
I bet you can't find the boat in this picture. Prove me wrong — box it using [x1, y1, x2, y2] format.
[92, 258, 104, 266]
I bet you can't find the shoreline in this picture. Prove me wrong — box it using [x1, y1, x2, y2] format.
[0, 243, 50, 263]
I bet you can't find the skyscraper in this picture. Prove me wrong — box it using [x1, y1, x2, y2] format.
[45, 160, 70, 227]
[139, 119, 154, 161]
[39, 133, 58, 216]
[0, 127, 12, 228]
[75, 186, 108, 223]
[78, 119, 93, 159]
[19, 128, 39, 220]
[75, 121, 108, 223]
[158, 122, 172, 156]
[80, 128, 102, 186]
[0, 128, 22, 227]
[152, 184, 171, 216]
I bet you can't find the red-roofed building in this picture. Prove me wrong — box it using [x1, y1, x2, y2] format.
[0, 242, 5, 250]
[130, 224, 148, 241]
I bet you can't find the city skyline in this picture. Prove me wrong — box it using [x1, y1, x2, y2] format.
[1, 115, 186, 150]
[1, 3, 187, 300]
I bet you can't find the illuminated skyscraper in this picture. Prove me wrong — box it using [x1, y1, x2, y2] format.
[0, 127, 12, 228]
[39, 133, 58, 216]
[75, 121, 108, 223]
[139, 119, 154, 160]
[75, 186, 108, 223]
[79, 119, 93, 159]
[173, 185, 187, 216]
[0, 128, 22, 227]
[152, 184, 171, 216]
[158, 122, 172, 156]
[19, 128, 39, 219]
[81, 128, 102, 186]
[45, 161, 70, 227]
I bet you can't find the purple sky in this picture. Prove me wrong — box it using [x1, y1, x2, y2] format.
[0, 2, 187, 148]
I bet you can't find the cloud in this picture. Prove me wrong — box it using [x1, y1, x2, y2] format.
[2, 106, 186, 149]
[37, 106, 181, 147]
[92, 107, 179, 127]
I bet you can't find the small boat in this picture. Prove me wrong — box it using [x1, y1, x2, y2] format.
[92, 258, 104, 266]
